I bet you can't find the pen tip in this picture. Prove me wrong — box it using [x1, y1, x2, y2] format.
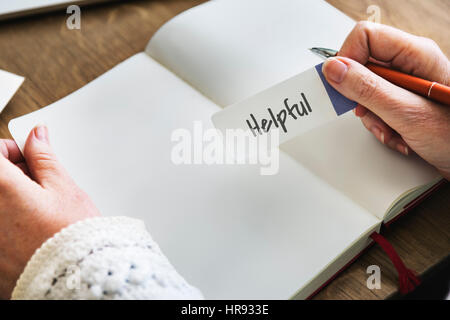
[309, 47, 338, 59]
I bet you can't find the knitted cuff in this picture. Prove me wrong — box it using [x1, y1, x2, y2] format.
[12, 216, 203, 300]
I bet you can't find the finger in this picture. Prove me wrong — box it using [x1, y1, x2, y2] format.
[358, 108, 392, 145]
[0, 153, 35, 190]
[15, 162, 31, 176]
[0, 139, 25, 164]
[384, 132, 410, 156]
[322, 56, 435, 133]
[354, 104, 368, 117]
[359, 109, 409, 156]
[338, 21, 450, 85]
[23, 125, 73, 189]
[0, 139, 32, 177]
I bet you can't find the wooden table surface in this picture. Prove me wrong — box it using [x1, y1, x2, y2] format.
[0, 0, 448, 300]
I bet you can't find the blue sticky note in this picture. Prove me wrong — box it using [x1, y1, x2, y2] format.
[315, 63, 357, 116]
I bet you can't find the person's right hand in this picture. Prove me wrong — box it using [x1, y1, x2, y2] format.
[322, 21, 450, 179]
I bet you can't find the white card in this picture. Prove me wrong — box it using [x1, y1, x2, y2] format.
[0, 69, 24, 113]
[212, 63, 357, 144]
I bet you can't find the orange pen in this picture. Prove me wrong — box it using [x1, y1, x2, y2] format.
[310, 47, 450, 106]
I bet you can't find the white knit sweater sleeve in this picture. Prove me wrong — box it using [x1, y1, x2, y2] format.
[12, 217, 204, 300]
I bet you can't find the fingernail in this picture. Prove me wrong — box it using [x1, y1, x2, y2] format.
[322, 57, 348, 83]
[370, 126, 384, 144]
[34, 125, 48, 143]
[397, 144, 409, 156]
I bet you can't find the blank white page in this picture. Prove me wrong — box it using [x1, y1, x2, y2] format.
[146, 0, 440, 219]
[9, 53, 378, 299]
[282, 114, 440, 219]
[147, 0, 355, 106]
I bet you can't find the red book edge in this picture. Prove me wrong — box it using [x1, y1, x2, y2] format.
[306, 178, 447, 299]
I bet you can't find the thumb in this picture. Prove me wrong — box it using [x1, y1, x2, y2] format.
[24, 125, 70, 189]
[321, 57, 428, 132]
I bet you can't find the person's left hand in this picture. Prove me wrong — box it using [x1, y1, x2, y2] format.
[0, 125, 101, 299]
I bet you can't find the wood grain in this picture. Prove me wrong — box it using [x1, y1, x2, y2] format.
[0, 0, 448, 300]
[0, 0, 206, 137]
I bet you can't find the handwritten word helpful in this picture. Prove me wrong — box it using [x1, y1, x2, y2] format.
[245, 92, 312, 136]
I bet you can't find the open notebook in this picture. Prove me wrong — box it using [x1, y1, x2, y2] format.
[9, 0, 441, 299]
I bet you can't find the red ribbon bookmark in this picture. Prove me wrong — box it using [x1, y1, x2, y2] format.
[370, 232, 421, 294]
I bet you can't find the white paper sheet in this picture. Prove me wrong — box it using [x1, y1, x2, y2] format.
[0, 69, 24, 113]
[147, 0, 356, 107]
[212, 64, 357, 145]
